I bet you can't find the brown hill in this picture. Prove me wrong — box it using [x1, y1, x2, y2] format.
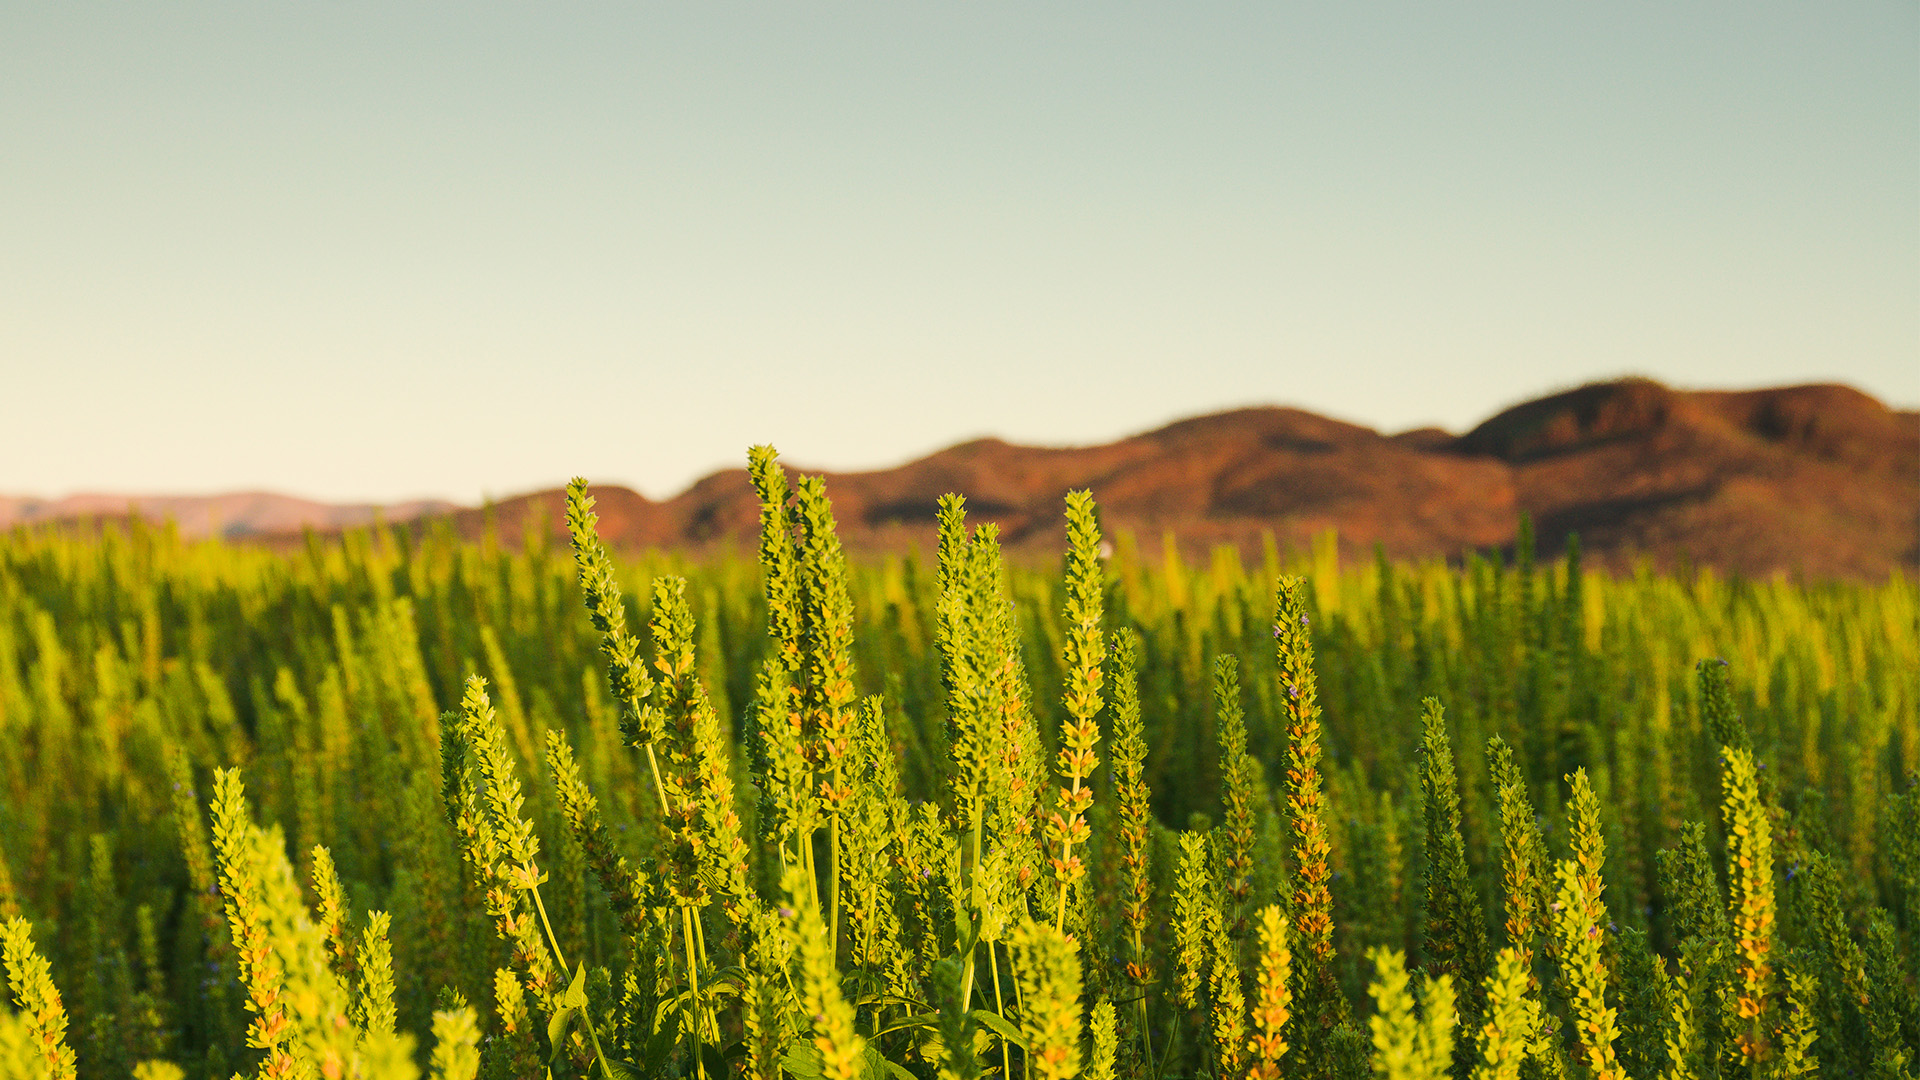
[430, 378, 1918, 579]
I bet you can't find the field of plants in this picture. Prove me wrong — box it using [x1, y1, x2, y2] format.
[0, 448, 1914, 1080]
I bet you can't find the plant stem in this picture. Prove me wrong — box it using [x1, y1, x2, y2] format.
[829, 806, 842, 962]
[958, 813, 984, 1012]
[989, 942, 1012, 1080]
[683, 906, 705, 1080]
[1056, 773, 1083, 933]
[529, 871, 619, 1080]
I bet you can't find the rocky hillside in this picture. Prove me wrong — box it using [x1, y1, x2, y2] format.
[437, 378, 1918, 579]
[9, 379, 1912, 577]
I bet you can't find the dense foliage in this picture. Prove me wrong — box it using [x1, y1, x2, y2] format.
[0, 453, 1913, 1079]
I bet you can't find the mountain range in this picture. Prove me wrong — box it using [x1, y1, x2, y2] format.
[7, 378, 1915, 579]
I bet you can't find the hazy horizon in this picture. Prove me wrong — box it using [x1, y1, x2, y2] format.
[0, 373, 1909, 507]
[6, 4, 1914, 504]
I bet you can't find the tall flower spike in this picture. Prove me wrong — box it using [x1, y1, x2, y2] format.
[428, 1007, 481, 1080]
[208, 769, 297, 1076]
[1273, 574, 1349, 1060]
[1551, 770, 1623, 1080]
[781, 866, 864, 1080]
[1085, 1000, 1118, 1080]
[937, 495, 997, 835]
[749, 447, 816, 859]
[1487, 737, 1549, 978]
[1247, 905, 1294, 1078]
[1048, 490, 1106, 929]
[357, 911, 397, 1035]
[747, 447, 804, 676]
[1720, 746, 1775, 1065]
[1653, 956, 1697, 1080]
[1206, 902, 1248, 1076]
[793, 475, 859, 814]
[1172, 832, 1216, 1012]
[545, 729, 651, 939]
[1010, 920, 1086, 1080]
[208, 771, 358, 1079]
[1109, 630, 1154, 975]
[1470, 947, 1536, 1080]
[1, 917, 77, 1080]
[1364, 947, 1457, 1080]
[1215, 654, 1258, 928]
[564, 478, 659, 748]
[1419, 697, 1490, 1040]
[454, 678, 561, 1013]
[310, 845, 355, 986]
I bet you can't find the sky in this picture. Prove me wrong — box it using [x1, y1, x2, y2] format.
[3, 3, 1915, 505]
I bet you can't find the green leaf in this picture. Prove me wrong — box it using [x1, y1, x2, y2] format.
[547, 961, 591, 1060]
[952, 906, 975, 955]
[970, 1009, 1028, 1050]
[855, 1045, 917, 1080]
[870, 1013, 940, 1039]
[852, 993, 934, 1013]
[640, 1020, 680, 1076]
[599, 1059, 642, 1080]
[781, 1038, 825, 1080]
[560, 961, 591, 1012]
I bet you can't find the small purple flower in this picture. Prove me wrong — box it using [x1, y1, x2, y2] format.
[1272, 623, 1284, 640]
[1300, 613, 1310, 627]
[778, 906, 795, 919]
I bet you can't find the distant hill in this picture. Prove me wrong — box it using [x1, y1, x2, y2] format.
[7, 379, 1914, 578]
[0, 492, 455, 540]
[426, 378, 1919, 579]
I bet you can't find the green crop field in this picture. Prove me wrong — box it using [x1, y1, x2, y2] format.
[0, 449, 1913, 1080]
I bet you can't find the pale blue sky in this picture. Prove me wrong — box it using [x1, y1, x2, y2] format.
[3, 3, 1914, 503]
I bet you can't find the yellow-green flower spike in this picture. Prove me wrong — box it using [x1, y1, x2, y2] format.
[1010, 920, 1085, 1080]
[1248, 905, 1294, 1078]
[1, 917, 76, 1080]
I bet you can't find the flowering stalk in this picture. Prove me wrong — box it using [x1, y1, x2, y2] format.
[564, 478, 661, 757]
[1365, 947, 1457, 1080]
[1085, 999, 1117, 1080]
[1010, 919, 1085, 1080]
[782, 866, 865, 1080]
[1248, 905, 1294, 1079]
[545, 729, 651, 940]
[1551, 770, 1623, 1080]
[1487, 737, 1549, 978]
[310, 845, 356, 986]
[1, 917, 77, 1080]
[1274, 575, 1350, 1059]
[1107, 631, 1155, 1060]
[1172, 832, 1215, 1014]
[1470, 947, 1536, 1080]
[1419, 697, 1489, 1041]
[1720, 746, 1775, 1066]
[428, 1006, 481, 1080]
[1205, 904, 1247, 1077]
[1215, 655, 1258, 931]
[1048, 490, 1105, 932]
[356, 911, 397, 1036]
